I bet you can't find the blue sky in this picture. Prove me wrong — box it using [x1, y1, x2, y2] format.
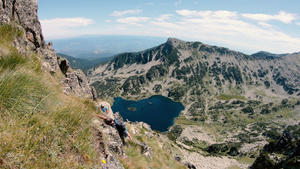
[38, 0, 300, 54]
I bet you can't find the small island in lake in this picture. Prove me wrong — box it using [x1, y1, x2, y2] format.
[127, 107, 137, 111]
[112, 95, 184, 132]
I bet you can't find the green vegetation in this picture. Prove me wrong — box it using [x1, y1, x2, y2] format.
[0, 25, 99, 168]
[0, 24, 23, 43]
[0, 52, 28, 70]
[217, 94, 246, 101]
[0, 60, 98, 168]
[165, 48, 180, 66]
[120, 125, 185, 169]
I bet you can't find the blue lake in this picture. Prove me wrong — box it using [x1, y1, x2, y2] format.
[111, 95, 184, 132]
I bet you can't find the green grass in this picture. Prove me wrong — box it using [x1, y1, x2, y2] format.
[0, 64, 100, 168]
[217, 94, 246, 101]
[0, 24, 100, 168]
[0, 24, 23, 43]
[0, 52, 28, 70]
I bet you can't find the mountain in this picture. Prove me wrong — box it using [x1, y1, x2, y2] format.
[2, 0, 299, 167]
[88, 37, 300, 167]
[57, 53, 114, 73]
[50, 35, 167, 59]
[88, 38, 300, 98]
[0, 1, 185, 169]
[251, 51, 288, 59]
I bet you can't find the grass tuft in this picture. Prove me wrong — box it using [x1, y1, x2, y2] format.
[0, 56, 98, 168]
[0, 24, 23, 43]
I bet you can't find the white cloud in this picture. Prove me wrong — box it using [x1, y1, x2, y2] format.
[40, 10, 300, 53]
[111, 9, 143, 17]
[242, 11, 298, 24]
[164, 10, 300, 53]
[176, 10, 237, 19]
[41, 17, 94, 27]
[116, 17, 150, 25]
[40, 17, 94, 39]
[155, 14, 173, 22]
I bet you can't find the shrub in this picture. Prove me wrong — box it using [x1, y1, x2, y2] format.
[242, 106, 254, 114]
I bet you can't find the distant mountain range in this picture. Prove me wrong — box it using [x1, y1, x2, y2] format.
[51, 35, 167, 59]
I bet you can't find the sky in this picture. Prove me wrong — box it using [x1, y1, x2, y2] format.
[38, 0, 300, 54]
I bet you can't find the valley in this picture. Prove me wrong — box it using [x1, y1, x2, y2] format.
[87, 38, 300, 168]
[1, 0, 299, 167]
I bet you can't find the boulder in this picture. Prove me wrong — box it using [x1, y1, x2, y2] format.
[174, 155, 182, 162]
[139, 142, 152, 158]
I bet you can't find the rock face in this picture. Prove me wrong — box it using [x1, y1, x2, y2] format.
[93, 120, 125, 169]
[0, 0, 96, 100]
[63, 69, 97, 100]
[1, 0, 44, 48]
[251, 125, 300, 169]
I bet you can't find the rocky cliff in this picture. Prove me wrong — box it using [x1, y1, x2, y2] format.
[0, 0, 96, 100]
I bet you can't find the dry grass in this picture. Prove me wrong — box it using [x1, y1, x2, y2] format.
[119, 125, 186, 169]
[0, 24, 99, 168]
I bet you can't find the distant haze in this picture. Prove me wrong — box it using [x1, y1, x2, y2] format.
[50, 35, 167, 58]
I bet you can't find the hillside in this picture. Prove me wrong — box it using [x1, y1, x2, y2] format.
[2, 0, 300, 168]
[57, 53, 114, 74]
[88, 38, 300, 167]
[0, 1, 185, 169]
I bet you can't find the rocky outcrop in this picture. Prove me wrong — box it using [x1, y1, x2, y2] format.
[1, 0, 44, 48]
[251, 125, 300, 169]
[0, 0, 97, 100]
[63, 69, 97, 100]
[93, 120, 125, 169]
[139, 142, 152, 158]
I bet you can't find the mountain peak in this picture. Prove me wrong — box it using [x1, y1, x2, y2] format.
[166, 37, 186, 47]
[251, 51, 288, 58]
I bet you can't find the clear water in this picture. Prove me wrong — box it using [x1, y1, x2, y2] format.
[111, 95, 184, 132]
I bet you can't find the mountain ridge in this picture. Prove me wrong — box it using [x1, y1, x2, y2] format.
[88, 38, 300, 99]
[88, 37, 300, 167]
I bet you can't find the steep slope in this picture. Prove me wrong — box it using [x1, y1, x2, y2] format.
[0, 1, 186, 168]
[88, 38, 300, 99]
[251, 125, 300, 168]
[88, 37, 300, 166]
